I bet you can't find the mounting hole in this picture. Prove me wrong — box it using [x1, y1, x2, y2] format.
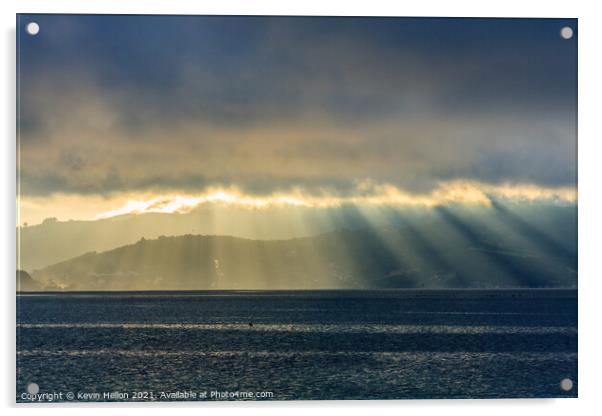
[26, 22, 40, 36]
[560, 26, 573, 40]
[26, 382, 39, 394]
[560, 378, 573, 391]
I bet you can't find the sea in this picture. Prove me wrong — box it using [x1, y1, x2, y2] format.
[16, 289, 577, 401]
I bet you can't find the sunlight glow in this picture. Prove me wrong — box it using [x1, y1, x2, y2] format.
[93, 181, 576, 220]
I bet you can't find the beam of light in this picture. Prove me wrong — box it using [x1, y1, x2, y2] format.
[435, 206, 544, 287]
[487, 198, 576, 263]
[91, 180, 576, 221]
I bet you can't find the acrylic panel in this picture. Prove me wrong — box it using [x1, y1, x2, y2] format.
[16, 14, 577, 402]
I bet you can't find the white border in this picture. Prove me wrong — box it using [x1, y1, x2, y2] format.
[2, 1, 601, 415]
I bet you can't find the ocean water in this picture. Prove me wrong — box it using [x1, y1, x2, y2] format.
[16, 290, 577, 401]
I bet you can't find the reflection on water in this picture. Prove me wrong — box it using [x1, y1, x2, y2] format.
[17, 323, 577, 334]
[17, 290, 577, 400]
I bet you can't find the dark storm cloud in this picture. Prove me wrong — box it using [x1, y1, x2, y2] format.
[17, 15, 577, 196]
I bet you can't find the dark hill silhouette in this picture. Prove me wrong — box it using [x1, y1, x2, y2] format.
[20, 206, 423, 271]
[16, 270, 42, 292]
[19, 203, 576, 275]
[31, 210, 577, 290]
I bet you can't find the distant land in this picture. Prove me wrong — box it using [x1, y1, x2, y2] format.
[19, 205, 392, 271]
[23, 208, 577, 291]
[16, 270, 42, 291]
[18, 203, 576, 272]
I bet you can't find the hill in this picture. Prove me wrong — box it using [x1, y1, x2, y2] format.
[30, 209, 577, 290]
[19, 203, 577, 273]
[16, 270, 42, 291]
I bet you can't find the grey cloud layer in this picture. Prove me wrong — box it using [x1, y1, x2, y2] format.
[17, 15, 577, 197]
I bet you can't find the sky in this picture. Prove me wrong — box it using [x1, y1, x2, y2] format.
[17, 15, 577, 226]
